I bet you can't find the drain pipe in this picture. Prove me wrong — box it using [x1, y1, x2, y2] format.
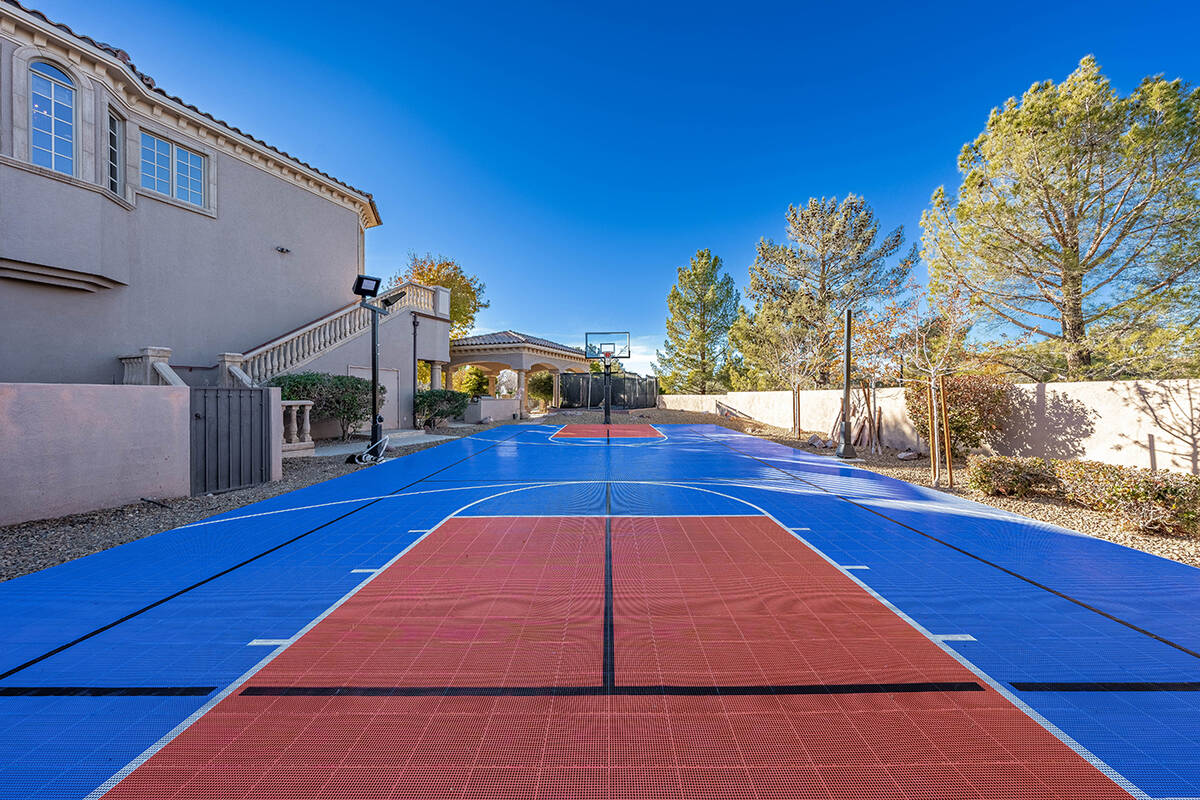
[412, 312, 420, 429]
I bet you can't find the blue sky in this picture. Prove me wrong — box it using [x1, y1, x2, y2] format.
[38, 0, 1200, 373]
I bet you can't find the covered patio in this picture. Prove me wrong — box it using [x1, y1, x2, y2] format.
[449, 331, 589, 418]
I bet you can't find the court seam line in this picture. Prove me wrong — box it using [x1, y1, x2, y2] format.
[0, 429, 525, 682]
[703, 430, 1200, 664]
[603, 482, 615, 690]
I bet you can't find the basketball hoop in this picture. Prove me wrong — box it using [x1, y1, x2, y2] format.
[584, 332, 631, 427]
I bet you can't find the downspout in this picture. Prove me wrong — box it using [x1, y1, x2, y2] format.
[412, 312, 420, 429]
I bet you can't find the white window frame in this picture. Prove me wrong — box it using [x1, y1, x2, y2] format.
[106, 112, 124, 195]
[139, 131, 207, 208]
[29, 61, 76, 176]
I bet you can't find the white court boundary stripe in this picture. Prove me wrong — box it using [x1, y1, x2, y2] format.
[91, 478, 1152, 799]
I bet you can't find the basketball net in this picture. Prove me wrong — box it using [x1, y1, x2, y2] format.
[602, 351, 613, 369]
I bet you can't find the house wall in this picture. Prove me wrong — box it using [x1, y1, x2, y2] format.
[0, 12, 373, 385]
[0, 383, 192, 525]
[660, 379, 1200, 474]
[293, 310, 452, 433]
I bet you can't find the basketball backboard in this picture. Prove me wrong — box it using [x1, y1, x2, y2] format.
[584, 331, 631, 360]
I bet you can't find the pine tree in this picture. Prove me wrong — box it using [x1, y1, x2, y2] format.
[654, 249, 739, 394]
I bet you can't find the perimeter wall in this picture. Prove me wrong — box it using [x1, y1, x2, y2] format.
[0, 383, 283, 526]
[659, 379, 1199, 474]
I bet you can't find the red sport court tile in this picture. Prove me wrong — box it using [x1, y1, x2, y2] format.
[104, 516, 1131, 799]
[551, 424, 664, 439]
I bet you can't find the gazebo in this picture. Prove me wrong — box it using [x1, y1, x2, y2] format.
[449, 331, 589, 418]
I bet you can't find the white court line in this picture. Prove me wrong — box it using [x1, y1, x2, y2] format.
[933, 634, 977, 642]
[790, 526, 811, 531]
[349, 568, 380, 574]
[841, 565, 870, 570]
[246, 638, 293, 647]
[408, 529, 429, 533]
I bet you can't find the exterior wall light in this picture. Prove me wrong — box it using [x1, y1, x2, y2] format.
[353, 274, 382, 298]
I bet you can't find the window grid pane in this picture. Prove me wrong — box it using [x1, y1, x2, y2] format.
[107, 115, 123, 194]
[173, 145, 204, 206]
[30, 64, 73, 176]
[139, 132, 204, 206]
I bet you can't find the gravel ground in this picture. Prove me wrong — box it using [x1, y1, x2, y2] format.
[3, 408, 1196, 582]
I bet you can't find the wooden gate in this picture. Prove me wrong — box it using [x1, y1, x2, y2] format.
[190, 388, 272, 495]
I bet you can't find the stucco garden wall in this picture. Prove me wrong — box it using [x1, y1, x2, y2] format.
[0, 383, 192, 525]
[661, 379, 1199, 474]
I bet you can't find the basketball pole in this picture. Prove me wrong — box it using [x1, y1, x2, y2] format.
[603, 353, 612, 425]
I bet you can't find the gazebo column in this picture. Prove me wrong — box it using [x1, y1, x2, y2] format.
[430, 362, 444, 390]
[552, 372, 561, 407]
[486, 374, 497, 397]
[517, 370, 529, 419]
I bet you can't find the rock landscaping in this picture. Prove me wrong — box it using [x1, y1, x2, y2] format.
[2, 406, 1196, 583]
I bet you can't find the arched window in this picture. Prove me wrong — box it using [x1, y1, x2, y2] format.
[30, 62, 74, 175]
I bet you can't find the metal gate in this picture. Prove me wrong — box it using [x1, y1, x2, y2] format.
[559, 373, 659, 409]
[190, 387, 272, 495]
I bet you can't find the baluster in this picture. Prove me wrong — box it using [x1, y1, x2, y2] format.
[284, 404, 297, 444]
[299, 404, 312, 443]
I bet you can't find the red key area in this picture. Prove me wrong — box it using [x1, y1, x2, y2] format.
[551, 424, 664, 439]
[105, 516, 1131, 799]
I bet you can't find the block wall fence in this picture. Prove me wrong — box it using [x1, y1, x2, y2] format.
[659, 379, 1199, 475]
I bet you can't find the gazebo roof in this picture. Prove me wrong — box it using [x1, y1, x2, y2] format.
[452, 331, 585, 358]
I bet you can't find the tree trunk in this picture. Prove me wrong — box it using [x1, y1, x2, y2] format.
[1061, 252, 1092, 378]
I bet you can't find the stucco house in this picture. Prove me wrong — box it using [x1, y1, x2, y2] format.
[0, 0, 450, 432]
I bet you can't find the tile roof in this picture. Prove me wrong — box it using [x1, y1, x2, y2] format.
[452, 331, 586, 357]
[2, 0, 378, 214]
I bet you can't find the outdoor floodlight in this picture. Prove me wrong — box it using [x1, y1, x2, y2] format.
[353, 274, 382, 298]
[382, 290, 407, 308]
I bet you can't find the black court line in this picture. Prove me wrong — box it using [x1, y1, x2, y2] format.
[0, 431, 524, 682]
[603, 482, 615, 691]
[0, 687, 215, 697]
[240, 681, 984, 697]
[1013, 681, 1200, 692]
[700, 432, 1200, 664]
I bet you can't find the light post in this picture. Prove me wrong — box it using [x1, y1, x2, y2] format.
[836, 306, 858, 460]
[352, 275, 404, 461]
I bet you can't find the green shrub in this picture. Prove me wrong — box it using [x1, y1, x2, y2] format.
[966, 455, 1056, 497]
[527, 371, 554, 407]
[456, 366, 489, 398]
[1053, 460, 1200, 536]
[905, 374, 1013, 455]
[967, 454, 1200, 536]
[268, 371, 328, 403]
[414, 389, 469, 429]
[1052, 460, 1127, 511]
[324, 375, 384, 440]
[267, 372, 383, 440]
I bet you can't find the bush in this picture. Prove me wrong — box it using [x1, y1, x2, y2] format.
[268, 371, 328, 403]
[966, 455, 1056, 497]
[1052, 460, 1127, 511]
[527, 371, 554, 407]
[966, 455, 1200, 536]
[905, 374, 1013, 455]
[414, 389, 469, 430]
[1054, 460, 1200, 536]
[267, 372, 384, 440]
[456, 366, 489, 398]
